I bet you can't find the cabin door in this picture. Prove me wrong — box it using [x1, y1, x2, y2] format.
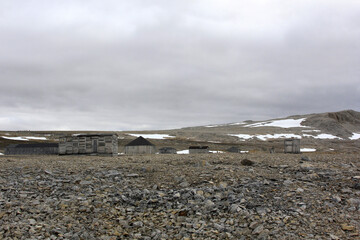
[93, 139, 98, 153]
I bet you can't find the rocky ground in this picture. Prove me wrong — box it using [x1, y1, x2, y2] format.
[0, 153, 359, 239]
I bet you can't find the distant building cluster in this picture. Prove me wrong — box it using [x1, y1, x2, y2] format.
[2, 133, 301, 156]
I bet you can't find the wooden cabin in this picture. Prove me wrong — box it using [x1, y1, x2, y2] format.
[124, 136, 156, 155]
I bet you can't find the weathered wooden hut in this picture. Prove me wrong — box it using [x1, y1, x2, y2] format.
[189, 146, 209, 154]
[59, 133, 118, 156]
[227, 146, 241, 153]
[124, 136, 156, 155]
[159, 147, 177, 154]
[5, 143, 59, 155]
[284, 139, 300, 154]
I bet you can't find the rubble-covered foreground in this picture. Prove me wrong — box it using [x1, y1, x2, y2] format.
[0, 153, 359, 240]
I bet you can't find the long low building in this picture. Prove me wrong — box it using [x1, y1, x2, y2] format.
[5, 143, 59, 155]
[59, 133, 118, 156]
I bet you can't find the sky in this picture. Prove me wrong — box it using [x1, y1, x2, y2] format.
[1, 0, 359, 130]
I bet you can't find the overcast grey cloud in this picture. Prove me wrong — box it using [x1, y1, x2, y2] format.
[0, 0, 359, 130]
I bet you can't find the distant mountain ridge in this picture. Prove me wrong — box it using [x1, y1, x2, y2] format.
[302, 110, 360, 138]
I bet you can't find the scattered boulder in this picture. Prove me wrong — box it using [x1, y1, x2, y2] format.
[301, 156, 311, 161]
[241, 159, 254, 166]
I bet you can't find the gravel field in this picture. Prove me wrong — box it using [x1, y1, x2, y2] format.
[0, 153, 359, 239]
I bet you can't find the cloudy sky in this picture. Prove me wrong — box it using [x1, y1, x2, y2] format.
[1, 0, 359, 130]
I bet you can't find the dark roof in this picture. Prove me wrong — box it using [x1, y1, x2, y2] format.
[6, 143, 59, 148]
[189, 146, 209, 149]
[125, 136, 154, 146]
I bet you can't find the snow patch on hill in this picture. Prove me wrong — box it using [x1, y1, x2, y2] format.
[229, 133, 343, 141]
[305, 134, 342, 140]
[1, 136, 47, 141]
[350, 133, 360, 140]
[245, 118, 307, 128]
[256, 134, 302, 141]
[228, 134, 253, 141]
[128, 134, 174, 139]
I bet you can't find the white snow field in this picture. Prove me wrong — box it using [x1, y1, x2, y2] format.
[1, 136, 29, 141]
[128, 134, 174, 139]
[245, 118, 307, 128]
[350, 133, 360, 140]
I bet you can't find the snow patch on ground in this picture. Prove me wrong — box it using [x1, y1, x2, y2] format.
[209, 150, 223, 153]
[228, 134, 254, 141]
[0, 153, 3, 155]
[301, 148, 316, 152]
[177, 150, 189, 154]
[128, 134, 174, 139]
[256, 134, 302, 141]
[350, 133, 360, 140]
[1, 136, 47, 141]
[245, 118, 307, 128]
[311, 134, 342, 140]
[302, 129, 321, 132]
[240, 151, 249, 153]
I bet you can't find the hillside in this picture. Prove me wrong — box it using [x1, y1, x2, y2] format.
[123, 110, 360, 153]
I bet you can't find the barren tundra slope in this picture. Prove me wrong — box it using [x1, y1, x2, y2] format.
[0, 153, 359, 239]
